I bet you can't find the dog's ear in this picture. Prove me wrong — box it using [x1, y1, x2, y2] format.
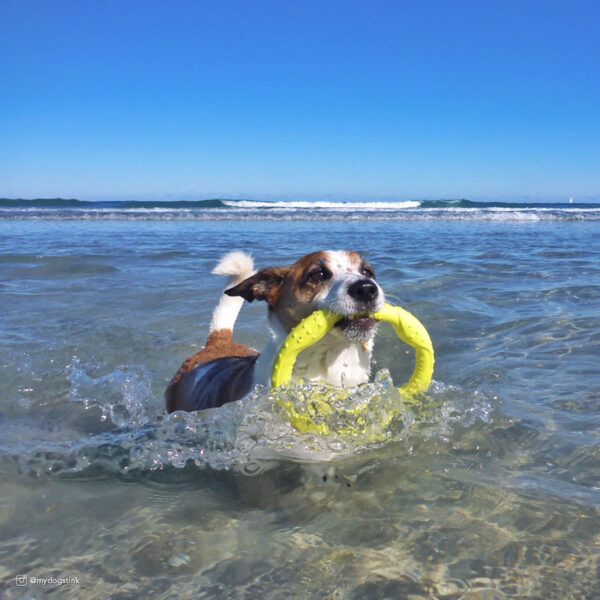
[225, 267, 289, 306]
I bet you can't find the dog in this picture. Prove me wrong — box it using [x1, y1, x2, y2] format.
[165, 250, 385, 413]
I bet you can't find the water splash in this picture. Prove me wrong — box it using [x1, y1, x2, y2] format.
[67, 356, 162, 426]
[3, 360, 495, 478]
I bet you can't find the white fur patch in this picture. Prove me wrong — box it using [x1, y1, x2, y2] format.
[210, 251, 256, 333]
[212, 251, 255, 280]
[321, 250, 385, 316]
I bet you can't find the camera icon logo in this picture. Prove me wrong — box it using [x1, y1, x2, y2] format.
[15, 575, 28, 586]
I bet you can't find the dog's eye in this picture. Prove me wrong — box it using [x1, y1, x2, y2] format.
[307, 269, 330, 284]
[362, 267, 375, 279]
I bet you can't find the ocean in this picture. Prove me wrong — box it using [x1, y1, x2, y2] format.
[1, 199, 599, 598]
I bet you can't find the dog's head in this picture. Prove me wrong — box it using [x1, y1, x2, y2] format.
[225, 250, 385, 343]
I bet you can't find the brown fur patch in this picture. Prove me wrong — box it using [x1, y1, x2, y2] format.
[165, 329, 258, 413]
[224, 267, 289, 306]
[348, 251, 364, 270]
[269, 251, 330, 330]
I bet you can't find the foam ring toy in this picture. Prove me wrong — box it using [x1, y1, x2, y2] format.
[271, 303, 435, 434]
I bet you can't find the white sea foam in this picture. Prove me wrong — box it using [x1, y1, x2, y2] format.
[223, 200, 422, 210]
[2, 200, 600, 222]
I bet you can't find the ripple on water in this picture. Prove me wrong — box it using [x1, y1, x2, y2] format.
[3, 255, 120, 279]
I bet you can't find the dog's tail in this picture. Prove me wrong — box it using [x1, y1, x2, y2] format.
[209, 251, 255, 333]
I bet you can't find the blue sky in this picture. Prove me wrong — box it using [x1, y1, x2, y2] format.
[1, 0, 599, 202]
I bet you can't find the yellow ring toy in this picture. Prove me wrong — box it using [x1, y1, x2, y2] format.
[271, 303, 435, 435]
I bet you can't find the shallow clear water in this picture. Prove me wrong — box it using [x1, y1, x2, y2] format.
[1, 218, 599, 599]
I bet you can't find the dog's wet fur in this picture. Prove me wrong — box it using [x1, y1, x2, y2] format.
[166, 250, 385, 413]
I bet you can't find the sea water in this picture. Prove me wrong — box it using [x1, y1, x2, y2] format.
[0, 201, 599, 598]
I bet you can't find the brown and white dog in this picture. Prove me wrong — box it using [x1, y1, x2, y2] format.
[165, 250, 385, 413]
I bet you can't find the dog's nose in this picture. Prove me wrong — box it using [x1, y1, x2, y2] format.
[348, 279, 378, 303]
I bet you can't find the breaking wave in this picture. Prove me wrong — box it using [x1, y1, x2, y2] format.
[1, 197, 599, 221]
